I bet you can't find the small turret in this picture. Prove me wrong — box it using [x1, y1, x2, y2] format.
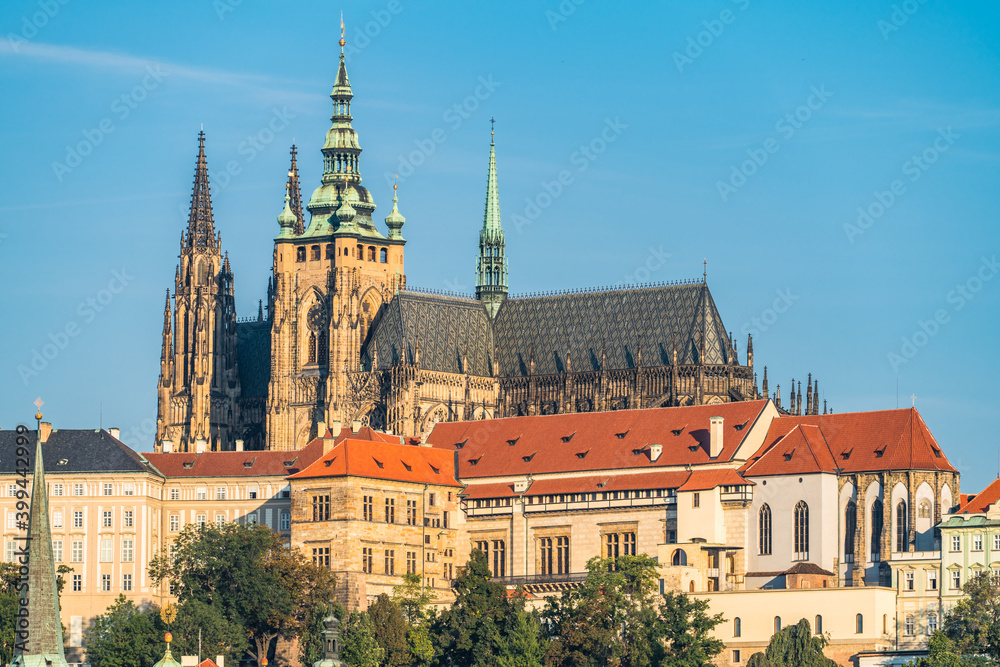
[746, 333, 754, 367]
[385, 181, 405, 240]
[761, 366, 768, 400]
[806, 373, 813, 415]
[276, 189, 298, 239]
[335, 178, 357, 231]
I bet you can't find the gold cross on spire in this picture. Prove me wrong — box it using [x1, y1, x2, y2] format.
[34, 396, 44, 422]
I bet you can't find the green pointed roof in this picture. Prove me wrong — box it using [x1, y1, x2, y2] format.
[483, 138, 502, 234]
[152, 639, 181, 667]
[276, 191, 297, 239]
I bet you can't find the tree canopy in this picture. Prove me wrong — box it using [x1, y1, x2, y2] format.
[746, 618, 835, 667]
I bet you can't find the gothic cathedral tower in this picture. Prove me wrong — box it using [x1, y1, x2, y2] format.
[475, 129, 508, 317]
[155, 132, 241, 452]
[265, 35, 407, 450]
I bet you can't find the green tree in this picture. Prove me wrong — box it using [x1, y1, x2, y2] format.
[746, 618, 835, 667]
[657, 591, 725, 667]
[170, 599, 249, 666]
[368, 594, 411, 666]
[911, 631, 992, 667]
[393, 573, 434, 625]
[496, 598, 547, 667]
[343, 611, 385, 667]
[943, 571, 1000, 661]
[149, 522, 336, 665]
[407, 623, 435, 667]
[83, 595, 161, 667]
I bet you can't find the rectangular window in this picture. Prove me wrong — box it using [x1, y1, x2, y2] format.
[362, 547, 373, 574]
[6, 513, 14, 529]
[557, 536, 570, 574]
[733, 650, 741, 663]
[312, 547, 331, 569]
[123, 510, 133, 528]
[196, 514, 206, 528]
[216, 514, 225, 527]
[52, 483, 64, 497]
[928, 571, 938, 590]
[312, 495, 331, 522]
[100, 539, 113, 562]
[363, 495, 374, 521]
[216, 487, 227, 501]
[973, 534, 983, 551]
[491, 540, 506, 578]
[72, 540, 83, 563]
[407, 499, 417, 526]
[169, 515, 179, 532]
[952, 571, 961, 589]
[102, 483, 113, 496]
[905, 572, 914, 590]
[102, 510, 112, 528]
[951, 535, 961, 552]
[53, 540, 63, 563]
[73, 510, 83, 528]
[123, 573, 133, 591]
[693, 492, 700, 508]
[540, 538, 552, 575]
[407, 551, 417, 574]
[623, 532, 636, 556]
[385, 498, 395, 523]
[385, 549, 395, 575]
[606, 533, 620, 560]
[6, 541, 16, 563]
[72, 574, 81, 591]
[122, 540, 134, 563]
[196, 487, 207, 501]
[53, 510, 63, 528]
[73, 483, 84, 496]
[928, 612, 938, 634]
[248, 486, 259, 500]
[101, 574, 111, 591]
[280, 512, 290, 531]
[429, 493, 436, 507]
[169, 488, 180, 501]
[123, 483, 135, 496]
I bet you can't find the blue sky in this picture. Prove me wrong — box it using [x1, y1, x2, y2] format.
[1, 1, 998, 490]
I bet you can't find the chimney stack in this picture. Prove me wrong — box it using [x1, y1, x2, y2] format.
[195, 439, 207, 454]
[351, 420, 362, 433]
[39, 422, 52, 443]
[709, 417, 724, 458]
[235, 439, 244, 452]
[161, 439, 173, 453]
[108, 427, 120, 440]
[317, 421, 326, 438]
[330, 420, 342, 438]
[650, 443, 663, 462]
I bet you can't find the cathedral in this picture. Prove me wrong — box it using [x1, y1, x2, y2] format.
[155, 38, 794, 453]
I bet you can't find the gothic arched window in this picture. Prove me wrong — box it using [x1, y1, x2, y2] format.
[307, 332, 317, 364]
[794, 501, 809, 560]
[671, 549, 687, 566]
[317, 331, 328, 365]
[871, 498, 884, 561]
[896, 501, 908, 552]
[845, 500, 857, 562]
[759, 504, 772, 555]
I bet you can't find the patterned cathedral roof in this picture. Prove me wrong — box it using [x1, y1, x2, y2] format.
[365, 282, 738, 377]
[236, 320, 271, 397]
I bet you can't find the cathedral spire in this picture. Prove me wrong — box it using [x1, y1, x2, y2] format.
[761, 365, 768, 400]
[476, 119, 508, 318]
[185, 131, 216, 250]
[287, 143, 304, 235]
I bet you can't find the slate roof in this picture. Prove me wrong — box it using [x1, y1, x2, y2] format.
[0, 430, 160, 475]
[741, 408, 956, 476]
[236, 320, 271, 397]
[955, 477, 1000, 514]
[365, 282, 739, 378]
[426, 400, 770, 479]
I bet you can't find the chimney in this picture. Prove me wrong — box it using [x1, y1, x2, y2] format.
[195, 439, 207, 454]
[323, 438, 337, 456]
[39, 422, 52, 443]
[330, 420, 342, 438]
[216, 657, 224, 667]
[109, 427, 120, 440]
[709, 417, 724, 458]
[650, 443, 663, 462]
[351, 420, 362, 433]
[317, 421, 326, 438]
[235, 439, 244, 452]
[161, 439, 173, 453]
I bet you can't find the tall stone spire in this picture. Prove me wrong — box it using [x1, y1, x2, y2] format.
[288, 144, 304, 235]
[12, 408, 69, 667]
[185, 131, 217, 250]
[476, 120, 508, 318]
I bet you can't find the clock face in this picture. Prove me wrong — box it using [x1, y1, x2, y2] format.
[307, 304, 326, 331]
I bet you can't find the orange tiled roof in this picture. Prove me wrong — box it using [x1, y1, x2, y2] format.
[146, 437, 326, 478]
[426, 400, 770, 479]
[957, 477, 1000, 514]
[677, 468, 752, 491]
[461, 470, 694, 499]
[288, 438, 461, 487]
[740, 408, 956, 476]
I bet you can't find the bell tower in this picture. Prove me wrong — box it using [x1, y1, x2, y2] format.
[475, 121, 508, 317]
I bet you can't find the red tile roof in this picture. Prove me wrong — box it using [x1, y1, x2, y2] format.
[678, 468, 752, 491]
[741, 408, 956, 476]
[288, 438, 461, 487]
[460, 469, 743, 499]
[146, 437, 326, 478]
[426, 400, 770, 479]
[956, 477, 1000, 514]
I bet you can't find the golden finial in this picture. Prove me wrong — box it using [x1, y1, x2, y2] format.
[393, 174, 399, 193]
[33, 396, 44, 422]
[339, 12, 346, 49]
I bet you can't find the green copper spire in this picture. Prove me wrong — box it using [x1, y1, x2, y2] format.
[276, 187, 297, 239]
[476, 120, 508, 318]
[12, 407, 70, 667]
[385, 180, 405, 240]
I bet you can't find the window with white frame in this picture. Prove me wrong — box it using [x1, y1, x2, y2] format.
[905, 614, 915, 636]
[72, 540, 83, 562]
[102, 483, 113, 496]
[53, 510, 63, 528]
[973, 534, 983, 551]
[123, 483, 134, 496]
[281, 485, 290, 499]
[246, 512, 258, 526]
[169, 488, 180, 501]
[123, 573, 133, 591]
[101, 574, 111, 591]
[280, 511, 290, 531]
[72, 575, 81, 592]
[928, 612, 938, 633]
[100, 540, 113, 563]
[196, 487, 207, 500]
[52, 540, 62, 563]
[6, 484, 16, 497]
[52, 483, 63, 497]
[951, 535, 961, 552]
[73, 483, 84, 496]
[122, 540, 133, 562]
[5, 542, 16, 562]
[216, 514, 225, 527]
[216, 487, 227, 501]
[196, 514, 206, 528]
[73, 511, 83, 528]
[952, 571, 961, 589]
[928, 570, 938, 590]
[905, 571, 914, 590]
[102, 510, 112, 528]
[124, 510, 133, 528]
[169, 515, 179, 531]
[6, 513, 15, 529]
[248, 486, 259, 500]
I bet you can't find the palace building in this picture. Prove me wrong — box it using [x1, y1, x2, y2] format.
[151, 33, 809, 454]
